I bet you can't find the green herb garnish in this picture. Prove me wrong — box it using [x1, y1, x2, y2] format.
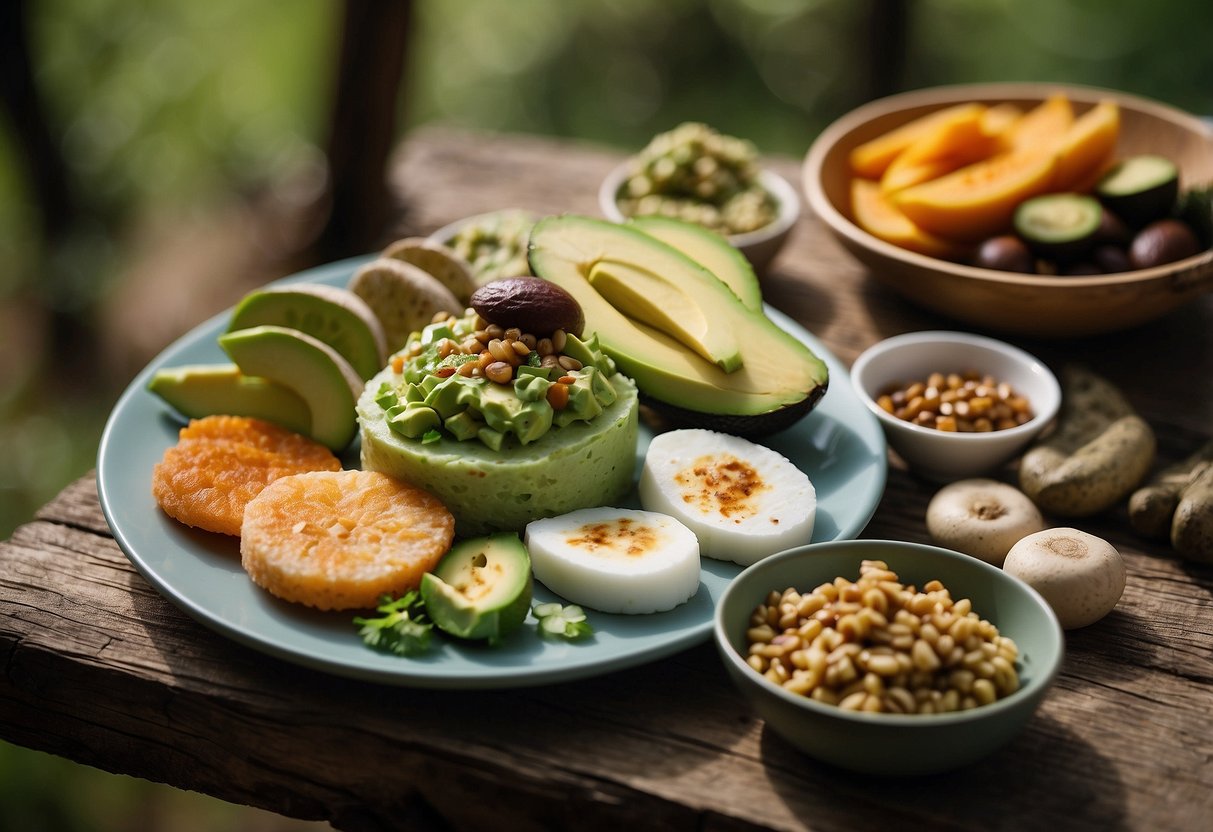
[533, 602, 594, 640]
[354, 591, 434, 656]
[421, 428, 442, 444]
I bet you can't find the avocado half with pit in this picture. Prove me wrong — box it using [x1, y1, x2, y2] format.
[420, 533, 533, 645]
[527, 216, 828, 436]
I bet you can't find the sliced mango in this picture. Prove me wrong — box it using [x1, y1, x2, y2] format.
[849, 103, 983, 179]
[893, 149, 1058, 241]
[1052, 100, 1120, 192]
[851, 179, 969, 259]
[880, 104, 997, 193]
[1004, 93, 1074, 153]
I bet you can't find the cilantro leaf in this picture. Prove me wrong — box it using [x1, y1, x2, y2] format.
[354, 591, 434, 656]
[533, 602, 594, 640]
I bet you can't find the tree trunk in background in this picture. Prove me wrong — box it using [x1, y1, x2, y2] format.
[868, 0, 910, 100]
[311, 0, 414, 263]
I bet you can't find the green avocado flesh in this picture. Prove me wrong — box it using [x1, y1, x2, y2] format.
[227, 284, 386, 380]
[419, 533, 533, 644]
[148, 364, 310, 435]
[527, 215, 828, 419]
[219, 325, 363, 451]
[587, 258, 742, 372]
[359, 369, 638, 537]
[627, 215, 763, 311]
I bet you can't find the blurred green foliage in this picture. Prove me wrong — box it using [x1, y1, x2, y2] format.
[1, 0, 1211, 829]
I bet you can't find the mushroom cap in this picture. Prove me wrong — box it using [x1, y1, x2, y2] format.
[926, 479, 1046, 566]
[1003, 527, 1125, 629]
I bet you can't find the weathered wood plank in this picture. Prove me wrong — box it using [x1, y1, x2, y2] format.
[5, 127, 1213, 831]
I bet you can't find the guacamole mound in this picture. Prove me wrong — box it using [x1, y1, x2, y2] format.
[357, 312, 640, 536]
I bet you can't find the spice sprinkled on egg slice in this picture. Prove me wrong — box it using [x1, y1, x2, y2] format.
[524, 508, 701, 614]
[639, 429, 815, 565]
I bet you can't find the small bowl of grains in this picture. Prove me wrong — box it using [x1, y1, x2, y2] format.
[599, 122, 800, 274]
[713, 539, 1064, 775]
[850, 331, 1060, 480]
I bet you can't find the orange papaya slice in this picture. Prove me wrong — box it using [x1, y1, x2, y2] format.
[893, 149, 1058, 241]
[1051, 100, 1120, 192]
[849, 103, 983, 179]
[880, 104, 999, 193]
[1004, 93, 1074, 153]
[851, 179, 969, 259]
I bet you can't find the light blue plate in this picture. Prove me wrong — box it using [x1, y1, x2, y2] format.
[97, 257, 887, 689]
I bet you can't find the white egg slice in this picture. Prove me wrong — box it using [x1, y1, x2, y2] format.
[639, 428, 815, 566]
[524, 507, 701, 614]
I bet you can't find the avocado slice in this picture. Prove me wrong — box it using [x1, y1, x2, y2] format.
[587, 258, 742, 372]
[1013, 193, 1103, 262]
[227, 283, 387, 380]
[627, 216, 763, 311]
[1096, 155, 1180, 228]
[419, 533, 533, 645]
[527, 216, 828, 432]
[148, 363, 311, 435]
[218, 325, 363, 451]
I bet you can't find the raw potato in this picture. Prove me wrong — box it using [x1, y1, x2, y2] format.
[348, 258, 463, 353]
[925, 479, 1045, 566]
[1019, 366, 1155, 517]
[381, 237, 478, 305]
[1003, 528, 1125, 630]
[1172, 463, 1213, 563]
[1128, 439, 1213, 539]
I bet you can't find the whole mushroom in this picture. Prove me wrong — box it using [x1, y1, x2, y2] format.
[1003, 528, 1126, 630]
[926, 479, 1046, 566]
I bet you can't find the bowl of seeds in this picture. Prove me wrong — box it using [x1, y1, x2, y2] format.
[599, 122, 800, 274]
[713, 539, 1064, 775]
[849, 330, 1061, 480]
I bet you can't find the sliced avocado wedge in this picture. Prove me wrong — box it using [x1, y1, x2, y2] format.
[218, 325, 363, 451]
[527, 216, 828, 433]
[587, 258, 742, 372]
[420, 533, 533, 645]
[148, 363, 311, 435]
[628, 216, 763, 311]
[227, 283, 387, 380]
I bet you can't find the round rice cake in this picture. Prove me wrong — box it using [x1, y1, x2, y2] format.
[240, 469, 455, 610]
[152, 415, 341, 536]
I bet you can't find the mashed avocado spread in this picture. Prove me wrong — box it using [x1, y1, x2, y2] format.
[373, 312, 622, 451]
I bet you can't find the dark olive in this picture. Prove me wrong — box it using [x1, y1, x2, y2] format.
[974, 235, 1035, 273]
[1092, 244, 1132, 274]
[1094, 208, 1133, 246]
[470, 276, 585, 336]
[1059, 262, 1102, 276]
[1128, 219, 1201, 270]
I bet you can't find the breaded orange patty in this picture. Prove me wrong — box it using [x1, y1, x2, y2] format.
[240, 470, 455, 610]
[152, 415, 341, 536]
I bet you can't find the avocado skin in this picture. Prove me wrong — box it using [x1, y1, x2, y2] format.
[420, 533, 533, 644]
[641, 378, 829, 439]
[527, 216, 828, 432]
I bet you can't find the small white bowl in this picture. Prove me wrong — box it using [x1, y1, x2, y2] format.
[850, 331, 1061, 480]
[598, 163, 800, 275]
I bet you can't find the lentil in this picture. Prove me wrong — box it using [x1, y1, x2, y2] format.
[877, 370, 1034, 433]
[743, 560, 1020, 715]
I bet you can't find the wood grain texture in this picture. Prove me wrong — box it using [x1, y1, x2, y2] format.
[4, 127, 1213, 832]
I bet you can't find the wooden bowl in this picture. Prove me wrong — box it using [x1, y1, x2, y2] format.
[803, 83, 1213, 338]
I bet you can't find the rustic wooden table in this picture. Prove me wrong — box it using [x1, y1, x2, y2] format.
[3, 128, 1212, 832]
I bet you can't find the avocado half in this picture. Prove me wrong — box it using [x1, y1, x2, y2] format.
[527, 215, 828, 436]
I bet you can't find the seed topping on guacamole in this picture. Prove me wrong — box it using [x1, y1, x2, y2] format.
[375, 310, 621, 451]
